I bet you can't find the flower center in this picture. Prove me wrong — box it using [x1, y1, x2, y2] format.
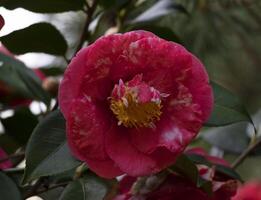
[110, 75, 165, 128]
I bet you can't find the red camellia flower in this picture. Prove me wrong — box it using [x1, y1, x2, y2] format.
[59, 31, 213, 178]
[232, 181, 261, 200]
[114, 149, 237, 200]
[0, 15, 4, 31]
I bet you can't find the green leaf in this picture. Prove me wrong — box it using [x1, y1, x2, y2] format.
[0, 52, 51, 105]
[203, 123, 249, 154]
[129, 25, 182, 43]
[128, 0, 188, 24]
[2, 107, 38, 145]
[1, 23, 68, 55]
[0, 0, 85, 13]
[90, 11, 115, 43]
[23, 110, 81, 184]
[169, 154, 199, 184]
[0, 172, 22, 200]
[98, 0, 129, 9]
[59, 174, 113, 200]
[205, 82, 253, 126]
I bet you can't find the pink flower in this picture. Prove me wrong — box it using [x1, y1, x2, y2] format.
[114, 150, 237, 200]
[59, 31, 213, 178]
[232, 181, 261, 200]
[0, 15, 4, 31]
[0, 148, 12, 169]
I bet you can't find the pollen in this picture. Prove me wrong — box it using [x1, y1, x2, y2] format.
[110, 92, 162, 128]
[109, 75, 164, 128]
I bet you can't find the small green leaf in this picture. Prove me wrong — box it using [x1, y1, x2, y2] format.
[205, 82, 253, 126]
[0, 0, 85, 13]
[59, 174, 113, 200]
[1, 23, 68, 55]
[170, 154, 199, 184]
[23, 110, 81, 184]
[0, 172, 22, 200]
[0, 52, 51, 105]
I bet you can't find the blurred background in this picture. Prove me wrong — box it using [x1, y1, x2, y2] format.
[0, 1, 261, 198]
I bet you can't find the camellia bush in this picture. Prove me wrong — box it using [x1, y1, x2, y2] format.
[0, 0, 261, 200]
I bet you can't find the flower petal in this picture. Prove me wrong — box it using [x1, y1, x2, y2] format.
[105, 125, 159, 177]
[85, 158, 123, 179]
[67, 99, 123, 178]
[59, 31, 156, 118]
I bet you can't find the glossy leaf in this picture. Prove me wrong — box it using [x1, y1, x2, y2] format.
[205, 82, 253, 126]
[59, 174, 113, 200]
[0, 23, 68, 55]
[129, 0, 188, 24]
[0, 172, 22, 200]
[169, 154, 199, 184]
[203, 122, 249, 154]
[129, 25, 182, 43]
[0, 52, 51, 105]
[0, 0, 85, 13]
[23, 110, 81, 183]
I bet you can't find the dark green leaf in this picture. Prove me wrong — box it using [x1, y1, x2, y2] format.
[129, 0, 188, 24]
[215, 164, 242, 181]
[205, 82, 253, 126]
[0, 0, 85, 13]
[98, 0, 129, 9]
[203, 123, 249, 154]
[0, 172, 22, 200]
[90, 11, 116, 43]
[1, 23, 68, 55]
[0, 52, 51, 105]
[169, 154, 199, 184]
[23, 110, 81, 184]
[2, 107, 38, 145]
[59, 174, 113, 200]
[129, 25, 182, 43]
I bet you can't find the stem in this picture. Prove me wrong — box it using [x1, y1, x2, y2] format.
[232, 138, 261, 169]
[74, 0, 98, 55]
[24, 182, 68, 199]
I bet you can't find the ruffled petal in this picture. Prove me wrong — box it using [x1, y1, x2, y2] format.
[67, 99, 123, 178]
[59, 31, 156, 118]
[105, 125, 159, 177]
[85, 158, 123, 179]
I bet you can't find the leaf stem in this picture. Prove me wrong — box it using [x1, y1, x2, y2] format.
[74, 0, 98, 56]
[24, 181, 68, 199]
[232, 137, 261, 169]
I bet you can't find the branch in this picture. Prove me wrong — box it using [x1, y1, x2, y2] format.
[24, 182, 68, 199]
[232, 138, 261, 169]
[74, 0, 98, 55]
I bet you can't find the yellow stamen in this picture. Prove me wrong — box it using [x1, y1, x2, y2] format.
[110, 92, 162, 128]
